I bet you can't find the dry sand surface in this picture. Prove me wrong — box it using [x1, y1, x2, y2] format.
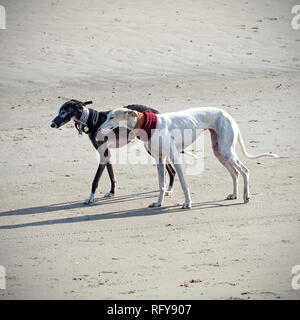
[0, 0, 300, 299]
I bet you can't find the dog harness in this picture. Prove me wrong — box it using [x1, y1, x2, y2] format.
[79, 107, 90, 124]
[134, 111, 157, 142]
[75, 107, 102, 135]
[75, 107, 90, 135]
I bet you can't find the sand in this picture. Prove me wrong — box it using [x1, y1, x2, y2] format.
[0, 0, 299, 299]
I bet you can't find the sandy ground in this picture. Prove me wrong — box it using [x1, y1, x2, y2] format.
[0, 0, 300, 299]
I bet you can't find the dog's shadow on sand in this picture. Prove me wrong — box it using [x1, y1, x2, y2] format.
[0, 190, 243, 229]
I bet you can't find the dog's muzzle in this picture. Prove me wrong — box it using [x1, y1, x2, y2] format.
[51, 115, 67, 128]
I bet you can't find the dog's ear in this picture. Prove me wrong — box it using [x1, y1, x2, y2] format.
[69, 99, 83, 110]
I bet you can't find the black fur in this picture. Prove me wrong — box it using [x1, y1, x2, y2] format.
[51, 100, 175, 200]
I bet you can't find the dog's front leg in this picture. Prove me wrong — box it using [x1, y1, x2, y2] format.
[84, 144, 110, 204]
[149, 161, 166, 208]
[174, 162, 192, 209]
[84, 163, 106, 204]
[170, 144, 192, 209]
[104, 161, 116, 198]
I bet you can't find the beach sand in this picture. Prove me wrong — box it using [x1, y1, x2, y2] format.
[0, 0, 299, 299]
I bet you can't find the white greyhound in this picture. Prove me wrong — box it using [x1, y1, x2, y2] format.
[97, 107, 278, 209]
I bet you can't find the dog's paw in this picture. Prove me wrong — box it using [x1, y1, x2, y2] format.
[104, 192, 114, 198]
[226, 193, 237, 200]
[182, 202, 192, 209]
[243, 196, 250, 204]
[149, 202, 162, 208]
[84, 197, 95, 205]
[164, 190, 172, 196]
[243, 192, 250, 203]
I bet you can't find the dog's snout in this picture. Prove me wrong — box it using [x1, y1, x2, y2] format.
[51, 122, 57, 128]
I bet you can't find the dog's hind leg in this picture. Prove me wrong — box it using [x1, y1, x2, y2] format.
[104, 162, 116, 198]
[216, 115, 250, 203]
[219, 142, 249, 203]
[209, 129, 239, 200]
[227, 156, 249, 203]
[165, 162, 176, 196]
[223, 163, 239, 200]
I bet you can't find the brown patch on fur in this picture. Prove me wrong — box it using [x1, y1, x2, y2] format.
[135, 112, 146, 129]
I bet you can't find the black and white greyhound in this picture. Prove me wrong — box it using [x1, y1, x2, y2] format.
[51, 100, 176, 204]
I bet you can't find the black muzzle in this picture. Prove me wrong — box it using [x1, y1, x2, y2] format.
[50, 115, 70, 128]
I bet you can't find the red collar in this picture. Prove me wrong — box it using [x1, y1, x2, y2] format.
[134, 111, 157, 142]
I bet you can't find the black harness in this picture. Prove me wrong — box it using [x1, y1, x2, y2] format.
[74, 108, 107, 136]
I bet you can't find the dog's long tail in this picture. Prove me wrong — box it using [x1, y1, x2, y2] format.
[237, 131, 279, 159]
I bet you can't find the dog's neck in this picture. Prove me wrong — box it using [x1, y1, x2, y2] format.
[77, 107, 90, 125]
[131, 110, 157, 141]
[75, 107, 99, 135]
[134, 112, 146, 130]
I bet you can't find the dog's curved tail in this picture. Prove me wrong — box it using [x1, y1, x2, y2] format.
[238, 131, 279, 159]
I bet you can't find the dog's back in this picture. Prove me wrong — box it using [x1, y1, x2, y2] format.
[125, 104, 159, 114]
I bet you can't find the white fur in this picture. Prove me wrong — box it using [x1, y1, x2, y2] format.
[98, 107, 278, 209]
[84, 192, 95, 204]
